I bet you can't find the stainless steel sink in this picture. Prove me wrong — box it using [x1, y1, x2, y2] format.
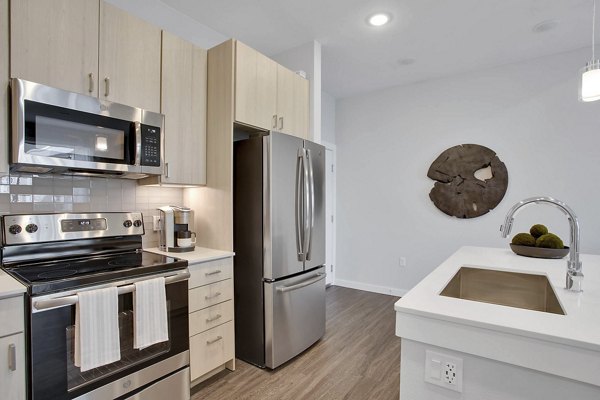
[440, 266, 565, 315]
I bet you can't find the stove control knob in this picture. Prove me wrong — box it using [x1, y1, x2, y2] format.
[133, 220, 143, 228]
[123, 220, 133, 228]
[8, 225, 22, 235]
[25, 224, 38, 233]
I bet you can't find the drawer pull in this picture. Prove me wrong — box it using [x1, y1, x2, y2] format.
[205, 270, 222, 276]
[206, 336, 223, 345]
[8, 344, 16, 371]
[205, 292, 222, 300]
[206, 314, 222, 323]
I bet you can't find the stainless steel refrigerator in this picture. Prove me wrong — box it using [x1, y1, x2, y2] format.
[233, 131, 326, 369]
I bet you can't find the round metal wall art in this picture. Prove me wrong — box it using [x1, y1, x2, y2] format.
[427, 144, 508, 219]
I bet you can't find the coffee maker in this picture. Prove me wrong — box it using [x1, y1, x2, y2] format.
[158, 205, 196, 252]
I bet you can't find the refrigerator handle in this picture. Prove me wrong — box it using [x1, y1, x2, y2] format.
[302, 148, 311, 263]
[305, 148, 315, 261]
[295, 148, 305, 261]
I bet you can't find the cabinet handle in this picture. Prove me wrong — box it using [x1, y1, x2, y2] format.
[206, 336, 223, 345]
[104, 77, 110, 97]
[8, 344, 16, 371]
[206, 314, 222, 323]
[165, 162, 170, 178]
[279, 117, 284, 130]
[88, 73, 94, 93]
[272, 115, 278, 129]
[205, 292, 222, 300]
[205, 270, 222, 276]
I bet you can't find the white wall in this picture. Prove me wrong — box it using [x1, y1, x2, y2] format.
[321, 91, 336, 144]
[273, 41, 322, 142]
[335, 47, 600, 295]
[105, 0, 227, 48]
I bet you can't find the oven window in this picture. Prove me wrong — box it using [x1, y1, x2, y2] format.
[65, 299, 171, 392]
[24, 100, 135, 164]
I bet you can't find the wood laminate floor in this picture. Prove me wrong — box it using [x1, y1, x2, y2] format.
[191, 285, 401, 400]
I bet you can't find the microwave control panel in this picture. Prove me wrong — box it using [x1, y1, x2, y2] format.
[140, 124, 161, 167]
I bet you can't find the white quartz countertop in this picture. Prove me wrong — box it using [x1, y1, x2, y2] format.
[0, 269, 26, 299]
[395, 246, 600, 352]
[145, 246, 234, 264]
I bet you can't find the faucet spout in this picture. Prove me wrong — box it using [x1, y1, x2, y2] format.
[500, 197, 582, 292]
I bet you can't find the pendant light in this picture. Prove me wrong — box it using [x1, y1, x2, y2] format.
[580, 0, 600, 102]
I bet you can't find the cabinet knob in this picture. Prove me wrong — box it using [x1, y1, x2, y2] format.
[279, 116, 284, 130]
[104, 77, 110, 97]
[272, 115, 277, 129]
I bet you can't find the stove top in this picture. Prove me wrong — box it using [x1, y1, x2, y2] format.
[3, 250, 187, 295]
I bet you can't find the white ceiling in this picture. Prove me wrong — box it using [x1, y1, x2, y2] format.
[161, 0, 594, 98]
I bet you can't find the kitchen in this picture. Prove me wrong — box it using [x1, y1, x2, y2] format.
[1, 1, 600, 399]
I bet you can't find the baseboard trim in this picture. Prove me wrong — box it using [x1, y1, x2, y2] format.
[334, 279, 408, 297]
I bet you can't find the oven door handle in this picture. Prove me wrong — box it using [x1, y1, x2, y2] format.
[32, 270, 190, 312]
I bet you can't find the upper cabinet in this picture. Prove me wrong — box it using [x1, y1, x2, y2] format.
[10, 0, 161, 112]
[234, 41, 310, 139]
[10, 0, 99, 96]
[98, 2, 161, 112]
[140, 31, 207, 186]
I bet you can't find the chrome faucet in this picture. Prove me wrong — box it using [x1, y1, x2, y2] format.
[500, 197, 583, 292]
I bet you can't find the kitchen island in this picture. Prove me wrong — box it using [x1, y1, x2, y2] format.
[395, 246, 600, 399]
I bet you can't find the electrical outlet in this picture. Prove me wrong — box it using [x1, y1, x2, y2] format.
[152, 215, 161, 231]
[443, 361, 457, 385]
[399, 257, 407, 268]
[425, 350, 463, 392]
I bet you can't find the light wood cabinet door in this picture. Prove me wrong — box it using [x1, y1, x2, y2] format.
[291, 72, 310, 139]
[99, 2, 161, 112]
[1, 0, 9, 174]
[0, 333, 25, 400]
[276, 65, 310, 138]
[10, 0, 100, 96]
[234, 41, 277, 130]
[160, 31, 207, 185]
[190, 321, 234, 381]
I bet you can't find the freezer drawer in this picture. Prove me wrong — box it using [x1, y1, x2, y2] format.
[264, 267, 326, 369]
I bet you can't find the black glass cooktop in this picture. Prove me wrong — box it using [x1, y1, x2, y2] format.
[3, 251, 187, 295]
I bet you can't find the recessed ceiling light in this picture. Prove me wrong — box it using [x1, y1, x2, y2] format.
[532, 19, 559, 33]
[367, 13, 391, 27]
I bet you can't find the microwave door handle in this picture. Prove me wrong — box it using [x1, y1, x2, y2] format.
[295, 148, 305, 261]
[134, 121, 142, 166]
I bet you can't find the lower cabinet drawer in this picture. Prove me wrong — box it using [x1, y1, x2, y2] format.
[189, 279, 233, 312]
[189, 300, 234, 336]
[190, 321, 234, 381]
[0, 296, 24, 337]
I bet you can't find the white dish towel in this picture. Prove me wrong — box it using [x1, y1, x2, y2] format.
[74, 286, 121, 372]
[134, 277, 169, 349]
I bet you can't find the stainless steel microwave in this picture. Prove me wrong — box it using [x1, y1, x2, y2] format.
[10, 78, 164, 179]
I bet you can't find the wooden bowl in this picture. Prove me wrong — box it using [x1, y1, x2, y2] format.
[509, 244, 570, 259]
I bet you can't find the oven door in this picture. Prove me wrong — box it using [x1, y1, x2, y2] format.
[28, 272, 189, 400]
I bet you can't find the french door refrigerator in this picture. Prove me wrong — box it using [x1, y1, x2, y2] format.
[234, 131, 326, 369]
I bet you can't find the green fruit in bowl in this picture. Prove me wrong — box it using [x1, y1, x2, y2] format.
[530, 224, 548, 238]
[511, 233, 536, 247]
[535, 233, 564, 249]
